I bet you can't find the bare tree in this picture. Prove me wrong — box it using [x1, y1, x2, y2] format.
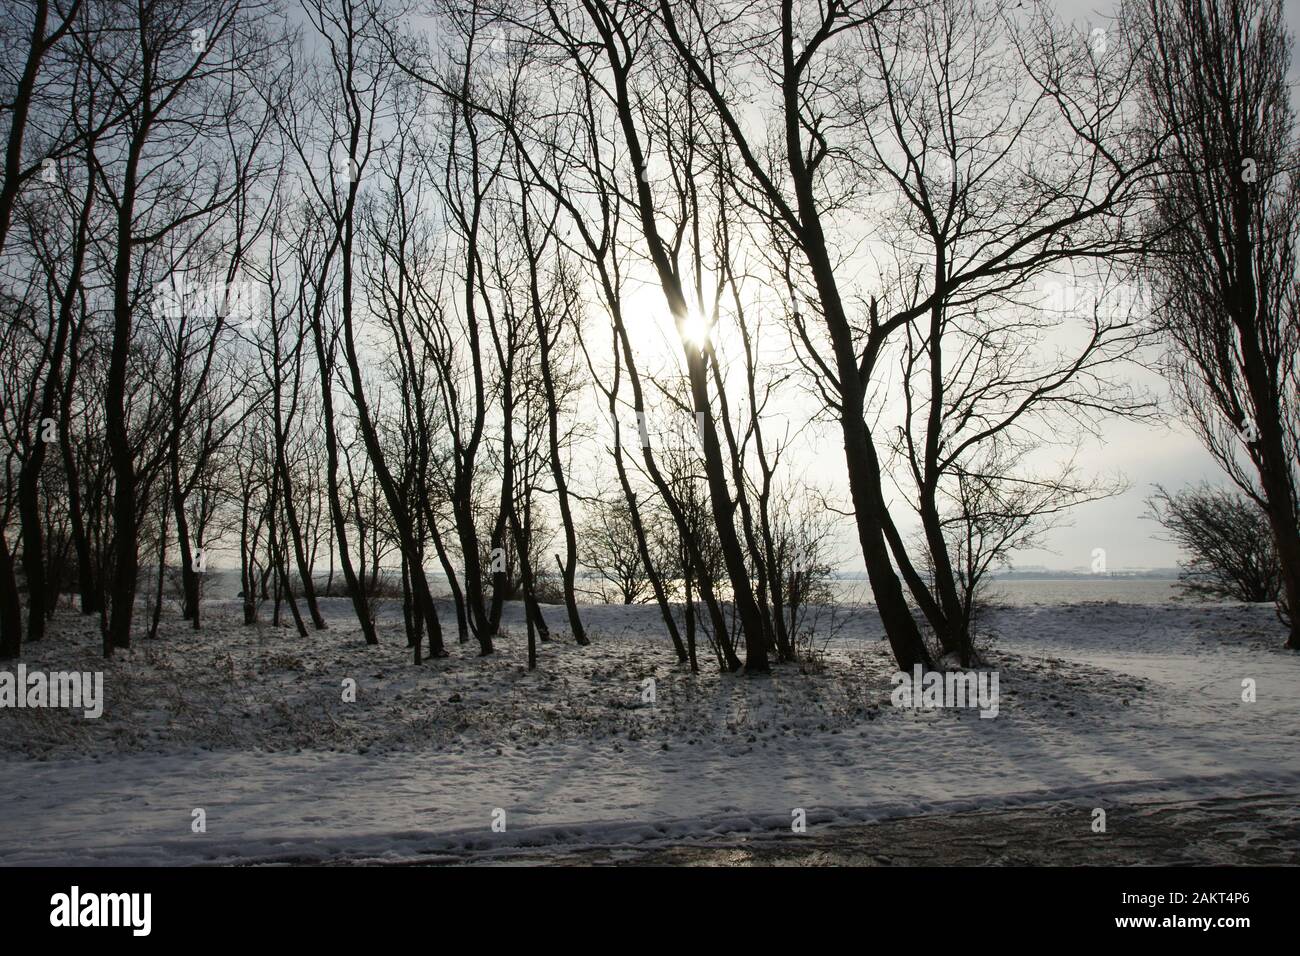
[643, 0, 1161, 668]
[1148, 483, 1282, 603]
[580, 494, 656, 604]
[84, 0, 281, 655]
[1134, 0, 1300, 644]
[0, 0, 85, 656]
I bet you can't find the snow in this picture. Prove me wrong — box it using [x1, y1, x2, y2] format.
[1, 597, 1297, 865]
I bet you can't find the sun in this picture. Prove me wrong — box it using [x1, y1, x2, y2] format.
[613, 280, 719, 362]
[678, 309, 712, 352]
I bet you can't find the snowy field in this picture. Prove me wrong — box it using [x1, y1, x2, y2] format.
[1, 597, 1297, 865]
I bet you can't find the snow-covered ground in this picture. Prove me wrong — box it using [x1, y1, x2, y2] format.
[1, 597, 1297, 865]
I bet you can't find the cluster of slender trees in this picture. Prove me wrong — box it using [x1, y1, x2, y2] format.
[1, 0, 1296, 675]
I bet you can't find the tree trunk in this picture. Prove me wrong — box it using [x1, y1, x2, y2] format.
[104, 141, 144, 656]
[309, 313, 376, 646]
[17, 453, 48, 642]
[0, 530, 23, 659]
